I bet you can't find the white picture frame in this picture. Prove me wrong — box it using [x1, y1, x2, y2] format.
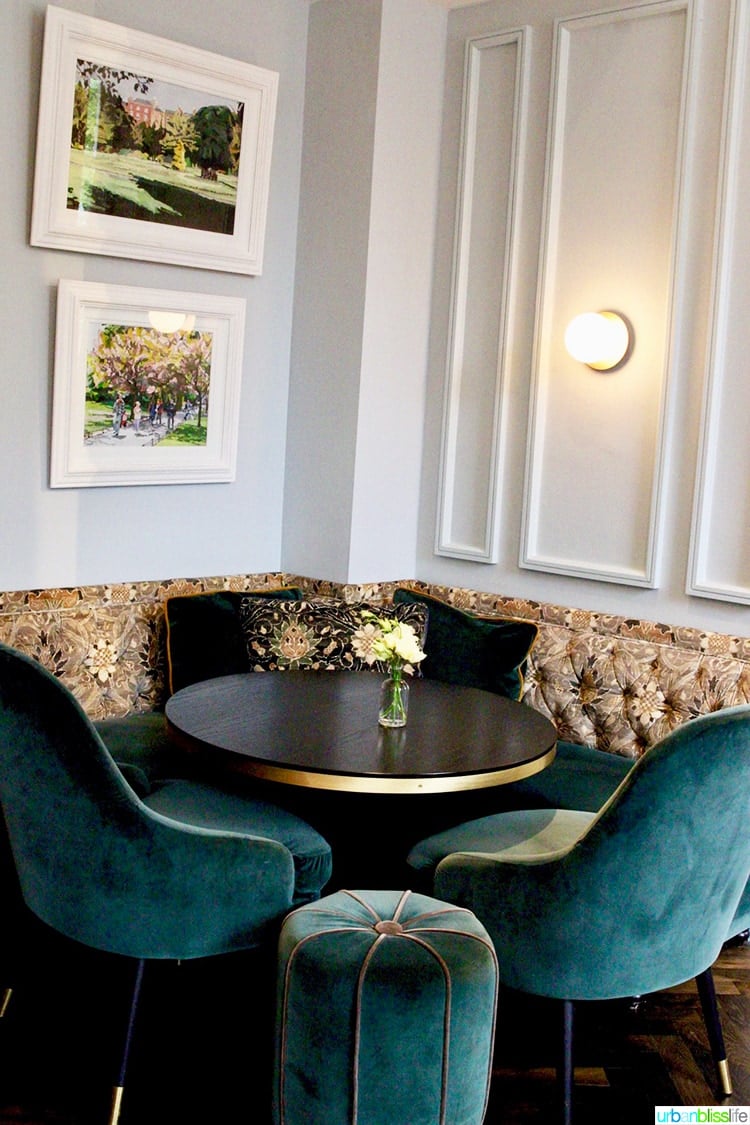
[50, 279, 246, 487]
[31, 5, 278, 275]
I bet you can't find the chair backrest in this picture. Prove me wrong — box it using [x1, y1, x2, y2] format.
[0, 643, 294, 959]
[440, 705, 750, 1000]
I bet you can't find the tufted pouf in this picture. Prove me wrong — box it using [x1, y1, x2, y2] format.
[274, 888, 498, 1125]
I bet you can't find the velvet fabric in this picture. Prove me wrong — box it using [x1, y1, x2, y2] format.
[143, 779, 332, 906]
[93, 711, 185, 792]
[409, 809, 597, 873]
[0, 642, 330, 960]
[165, 587, 304, 695]
[434, 705, 750, 1000]
[393, 587, 537, 700]
[404, 744, 634, 892]
[730, 882, 750, 935]
[93, 710, 332, 904]
[274, 889, 498, 1125]
[507, 739, 635, 812]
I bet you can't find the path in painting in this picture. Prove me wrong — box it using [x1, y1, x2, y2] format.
[87, 407, 199, 448]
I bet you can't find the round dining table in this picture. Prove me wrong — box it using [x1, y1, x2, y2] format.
[165, 670, 558, 888]
[165, 669, 557, 794]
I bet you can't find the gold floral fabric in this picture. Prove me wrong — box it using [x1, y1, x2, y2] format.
[2, 572, 749, 757]
[367, 582, 750, 760]
[0, 575, 292, 720]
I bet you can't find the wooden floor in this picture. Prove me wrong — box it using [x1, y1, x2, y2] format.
[1, 932, 749, 1124]
[485, 936, 750, 1123]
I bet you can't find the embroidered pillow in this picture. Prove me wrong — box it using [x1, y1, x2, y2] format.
[393, 587, 537, 701]
[238, 598, 428, 674]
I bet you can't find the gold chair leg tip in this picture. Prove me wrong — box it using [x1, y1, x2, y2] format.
[0, 988, 12, 1019]
[718, 1058, 733, 1097]
[108, 1085, 124, 1125]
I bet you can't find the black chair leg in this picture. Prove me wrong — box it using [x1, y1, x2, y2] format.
[696, 967, 732, 1096]
[557, 999, 574, 1125]
[109, 958, 145, 1125]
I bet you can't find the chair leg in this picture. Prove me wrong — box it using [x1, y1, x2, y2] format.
[0, 987, 12, 1019]
[696, 967, 732, 1096]
[108, 958, 145, 1125]
[557, 999, 574, 1125]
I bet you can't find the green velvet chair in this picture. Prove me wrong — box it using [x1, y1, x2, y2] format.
[0, 642, 332, 1124]
[409, 705, 750, 1123]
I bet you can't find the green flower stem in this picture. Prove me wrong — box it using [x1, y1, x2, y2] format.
[379, 662, 408, 727]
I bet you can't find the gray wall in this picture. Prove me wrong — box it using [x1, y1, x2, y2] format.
[1, 0, 308, 590]
[283, 0, 446, 583]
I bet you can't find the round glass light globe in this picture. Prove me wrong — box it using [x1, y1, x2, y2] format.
[564, 311, 630, 370]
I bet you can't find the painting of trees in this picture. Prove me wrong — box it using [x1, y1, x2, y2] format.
[167, 333, 213, 425]
[71, 61, 151, 152]
[190, 104, 242, 176]
[67, 58, 243, 233]
[86, 324, 213, 444]
[162, 110, 198, 172]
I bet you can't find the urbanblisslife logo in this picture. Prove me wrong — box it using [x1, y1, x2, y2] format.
[655, 1110, 750, 1123]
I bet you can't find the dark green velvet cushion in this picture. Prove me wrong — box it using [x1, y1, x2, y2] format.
[94, 711, 184, 793]
[165, 587, 303, 695]
[408, 807, 597, 873]
[274, 889, 497, 1125]
[507, 739, 634, 812]
[393, 587, 537, 701]
[143, 779, 332, 906]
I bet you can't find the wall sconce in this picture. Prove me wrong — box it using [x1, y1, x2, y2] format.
[564, 310, 633, 371]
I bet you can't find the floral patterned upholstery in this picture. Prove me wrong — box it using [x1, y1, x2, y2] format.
[2, 573, 749, 761]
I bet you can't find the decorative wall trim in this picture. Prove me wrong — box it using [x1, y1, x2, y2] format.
[435, 28, 530, 562]
[520, 1, 692, 587]
[687, 0, 750, 603]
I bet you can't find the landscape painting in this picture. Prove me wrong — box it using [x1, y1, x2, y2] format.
[84, 320, 213, 450]
[31, 7, 278, 274]
[50, 280, 246, 488]
[68, 60, 243, 236]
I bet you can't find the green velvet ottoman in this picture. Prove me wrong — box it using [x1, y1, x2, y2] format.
[274, 888, 498, 1125]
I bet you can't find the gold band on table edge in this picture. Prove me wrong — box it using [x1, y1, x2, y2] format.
[231, 744, 557, 794]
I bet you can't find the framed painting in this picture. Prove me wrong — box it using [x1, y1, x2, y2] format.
[31, 6, 278, 275]
[50, 279, 246, 487]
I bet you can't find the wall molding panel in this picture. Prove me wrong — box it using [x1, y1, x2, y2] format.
[435, 28, 530, 562]
[688, 0, 750, 604]
[520, 1, 691, 587]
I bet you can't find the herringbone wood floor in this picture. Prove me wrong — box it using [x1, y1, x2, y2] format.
[1, 931, 749, 1124]
[485, 937, 750, 1123]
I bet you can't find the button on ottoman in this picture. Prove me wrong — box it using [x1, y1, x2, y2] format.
[274, 888, 498, 1125]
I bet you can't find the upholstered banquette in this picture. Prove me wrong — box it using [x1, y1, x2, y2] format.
[2, 571, 750, 824]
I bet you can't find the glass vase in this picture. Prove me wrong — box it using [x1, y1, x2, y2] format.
[378, 672, 409, 728]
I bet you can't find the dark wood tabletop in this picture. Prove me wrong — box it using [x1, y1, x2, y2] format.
[165, 671, 557, 795]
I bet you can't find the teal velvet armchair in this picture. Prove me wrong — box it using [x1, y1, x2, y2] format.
[0, 642, 332, 1124]
[415, 705, 750, 1123]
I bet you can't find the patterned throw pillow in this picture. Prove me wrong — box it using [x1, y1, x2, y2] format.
[237, 599, 428, 674]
